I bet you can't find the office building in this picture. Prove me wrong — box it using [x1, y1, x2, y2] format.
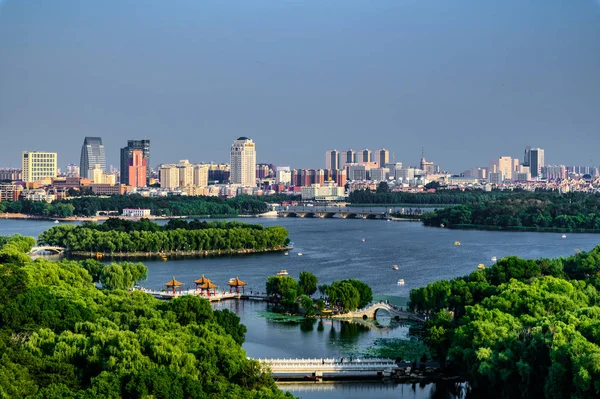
[128, 150, 147, 188]
[523, 146, 532, 167]
[530, 148, 545, 178]
[80, 137, 106, 179]
[497, 156, 513, 180]
[193, 165, 209, 187]
[420, 158, 435, 176]
[159, 160, 208, 189]
[326, 150, 340, 170]
[230, 137, 256, 187]
[376, 149, 389, 168]
[395, 168, 415, 182]
[347, 164, 367, 181]
[276, 167, 291, 185]
[22, 151, 58, 182]
[120, 139, 151, 184]
[65, 164, 80, 178]
[0, 168, 22, 181]
[370, 168, 388, 181]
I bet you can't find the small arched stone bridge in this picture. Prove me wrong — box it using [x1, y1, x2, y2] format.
[29, 246, 66, 255]
[333, 303, 425, 322]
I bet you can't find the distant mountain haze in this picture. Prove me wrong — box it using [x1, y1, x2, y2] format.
[0, 0, 598, 171]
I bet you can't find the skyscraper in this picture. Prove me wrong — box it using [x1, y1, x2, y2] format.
[230, 137, 256, 187]
[120, 139, 151, 184]
[523, 146, 532, 167]
[325, 150, 339, 170]
[22, 151, 57, 182]
[80, 137, 105, 179]
[376, 149, 389, 168]
[530, 148, 545, 178]
[128, 150, 147, 187]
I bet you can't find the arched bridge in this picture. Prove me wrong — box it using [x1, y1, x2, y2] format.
[29, 246, 66, 255]
[333, 303, 426, 322]
[278, 210, 388, 219]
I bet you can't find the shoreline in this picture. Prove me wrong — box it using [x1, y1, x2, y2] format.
[428, 224, 600, 234]
[69, 245, 293, 259]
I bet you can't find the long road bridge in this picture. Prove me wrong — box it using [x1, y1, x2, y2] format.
[278, 210, 388, 219]
[29, 246, 66, 255]
[332, 302, 426, 322]
[256, 358, 399, 380]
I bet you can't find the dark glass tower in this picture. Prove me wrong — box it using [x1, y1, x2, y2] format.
[80, 137, 106, 179]
[120, 139, 150, 184]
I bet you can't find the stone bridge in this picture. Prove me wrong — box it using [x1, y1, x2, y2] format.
[255, 357, 398, 378]
[333, 302, 426, 322]
[29, 246, 66, 255]
[278, 210, 388, 219]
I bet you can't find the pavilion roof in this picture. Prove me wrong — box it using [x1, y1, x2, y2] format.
[228, 276, 247, 286]
[165, 277, 183, 287]
[199, 282, 218, 289]
[194, 274, 211, 284]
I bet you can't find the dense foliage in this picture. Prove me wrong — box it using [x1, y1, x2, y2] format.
[38, 219, 290, 254]
[409, 246, 600, 398]
[348, 188, 504, 205]
[422, 193, 600, 231]
[0, 200, 75, 217]
[57, 194, 270, 216]
[266, 272, 373, 314]
[0, 235, 290, 398]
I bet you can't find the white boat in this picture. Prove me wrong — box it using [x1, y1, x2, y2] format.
[297, 252, 303, 256]
[54, 220, 59, 224]
[361, 238, 366, 242]
[491, 257, 497, 262]
[276, 270, 289, 276]
[562, 235, 567, 239]
[392, 265, 399, 270]
[397, 279, 405, 285]
[284, 251, 289, 256]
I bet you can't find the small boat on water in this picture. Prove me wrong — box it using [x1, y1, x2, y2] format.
[478, 264, 485, 270]
[562, 235, 567, 239]
[397, 279, 405, 285]
[297, 252, 303, 256]
[161, 255, 168, 261]
[491, 256, 497, 262]
[96, 252, 103, 259]
[284, 251, 289, 256]
[54, 220, 59, 224]
[392, 265, 399, 270]
[276, 270, 289, 276]
[361, 238, 366, 242]
[454, 241, 461, 246]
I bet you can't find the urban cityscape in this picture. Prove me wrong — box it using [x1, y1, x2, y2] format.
[1, 136, 599, 204]
[1, 1, 600, 399]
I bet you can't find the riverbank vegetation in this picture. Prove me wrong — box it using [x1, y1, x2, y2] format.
[37, 218, 290, 255]
[0, 234, 291, 398]
[266, 272, 372, 315]
[409, 246, 600, 398]
[422, 193, 600, 232]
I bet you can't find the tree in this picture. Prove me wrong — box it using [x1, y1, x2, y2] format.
[301, 295, 315, 317]
[376, 181, 389, 194]
[299, 271, 318, 297]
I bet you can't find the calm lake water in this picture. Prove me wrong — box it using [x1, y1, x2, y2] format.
[2, 217, 599, 399]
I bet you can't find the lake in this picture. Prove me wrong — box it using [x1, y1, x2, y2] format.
[2, 217, 599, 398]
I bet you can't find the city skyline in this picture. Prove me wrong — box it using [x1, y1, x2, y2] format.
[0, 1, 598, 171]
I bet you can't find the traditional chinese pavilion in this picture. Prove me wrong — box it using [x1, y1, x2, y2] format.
[164, 276, 183, 294]
[194, 274, 211, 291]
[199, 281, 218, 296]
[228, 276, 246, 293]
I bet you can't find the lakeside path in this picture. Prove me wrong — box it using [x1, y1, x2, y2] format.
[0, 213, 186, 222]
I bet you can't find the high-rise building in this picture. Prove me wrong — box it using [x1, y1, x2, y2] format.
[376, 149, 389, 168]
[358, 149, 373, 163]
[65, 164, 80, 178]
[326, 150, 340, 170]
[120, 139, 151, 185]
[193, 165, 209, 187]
[80, 137, 105, 179]
[230, 137, 256, 186]
[523, 146, 532, 167]
[128, 150, 147, 187]
[530, 148, 545, 178]
[22, 151, 58, 182]
[497, 156, 513, 180]
[276, 167, 291, 185]
[340, 150, 356, 168]
[335, 169, 346, 187]
[420, 158, 435, 176]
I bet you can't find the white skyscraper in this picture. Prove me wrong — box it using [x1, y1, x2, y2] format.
[230, 137, 257, 186]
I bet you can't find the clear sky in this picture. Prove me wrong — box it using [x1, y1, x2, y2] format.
[0, 0, 599, 172]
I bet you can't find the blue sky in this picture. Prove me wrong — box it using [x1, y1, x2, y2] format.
[0, 0, 599, 172]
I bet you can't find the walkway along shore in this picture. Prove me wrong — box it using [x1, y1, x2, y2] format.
[70, 245, 293, 259]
